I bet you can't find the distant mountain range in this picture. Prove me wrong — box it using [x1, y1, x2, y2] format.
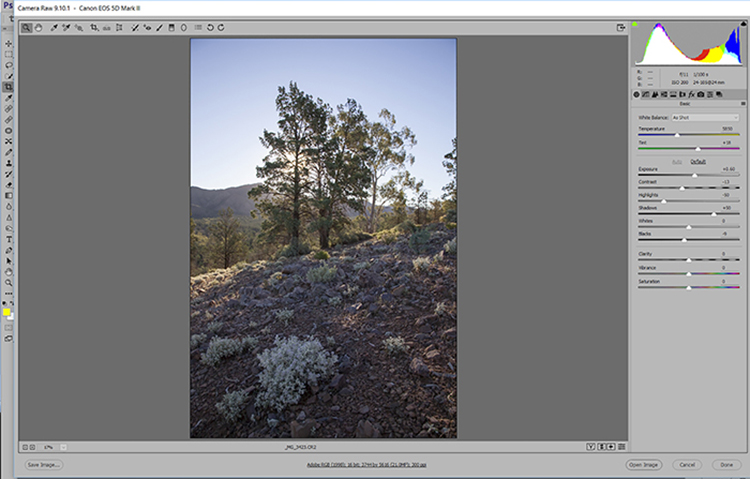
[190, 183, 393, 219]
[190, 184, 260, 219]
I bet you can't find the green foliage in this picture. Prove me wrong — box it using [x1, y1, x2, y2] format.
[307, 263, 337, 283]
[445, 221, 457, 230]
[313, 250, 330, 260]
[216, 390, 249, 423]
[364, 109, 417, 233]
[250, 82, 322, 254]
[327, 296, 342, 307]
[255, 336, 338, 412]
[442, 137, 457, 212]
[396, 220, 417, 234]
[382, 336, 408, 356]
[208, 207, 249, 270]
[409, 228, 431, 253]
[277, 242, 311, 259]
[309, 98, 372, 249]
[338, 230, 372, 246]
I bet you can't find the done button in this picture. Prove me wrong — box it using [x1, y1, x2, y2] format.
[713, 459, 741, 471]
[626, 459, 662, 471]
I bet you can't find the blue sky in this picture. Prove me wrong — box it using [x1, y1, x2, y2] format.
[191, 38, 456, 203]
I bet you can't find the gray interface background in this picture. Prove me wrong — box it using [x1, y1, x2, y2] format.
[17, 33, 628, 441]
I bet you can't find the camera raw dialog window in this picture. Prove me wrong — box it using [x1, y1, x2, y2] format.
[0, 0, 748, 477]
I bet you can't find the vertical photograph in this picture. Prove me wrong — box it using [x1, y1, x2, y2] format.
[189, 38, 457, 438]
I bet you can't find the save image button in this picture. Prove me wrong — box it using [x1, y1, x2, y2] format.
[25, 460, 63, 471]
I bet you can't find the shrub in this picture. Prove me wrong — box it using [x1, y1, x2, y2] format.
[268, 271, 283, 287]
[445, 222, 457, 230]
[327, 296, 342, 307]
[275, 308, 294, 324]
[353, 261, 370, 271]
[255, 336, 338, 412]
[277, 242, 311, 259]
[443, 237, 457, 255]
[336, 230, 372, 246]
[382, 336, 408, 356]
[380, 230, 398, 245]
[412, 256, 431, 273]
[216, 390, 249, 423]
[313, 250, 330, 260]
[396, 220, 417, 234]
[307, 263, 337, 283]
[409, 228, 431, 253]
[200, 335, 257, 367]
[434, 302, 447, 316]
[206, 321, 223, 334]
[190, 333, 207, 349]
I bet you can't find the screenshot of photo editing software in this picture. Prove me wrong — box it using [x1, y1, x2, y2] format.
[0, 1, 748, 477]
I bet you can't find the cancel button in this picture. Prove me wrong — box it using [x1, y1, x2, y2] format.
[26, 460, 63, 471]
[674, 460, 701, 470]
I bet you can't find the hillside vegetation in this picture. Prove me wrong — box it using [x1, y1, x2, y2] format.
[190, 223, 457, 438]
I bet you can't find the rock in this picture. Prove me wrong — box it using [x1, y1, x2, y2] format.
[359, 406, 370, 414]
[368, 303, 379, 314]
[282, 265, 299, 275]
[244, 402, 256, 419]
[319, 392, 331, 403]
[355, 420, 380, 438]
[331, 405, 340, 411]
[424, 349, 440, 360]
[339, 387, 354, 396]
[380, 293, 394, 303]
[410, 357, 430, 377]
[392, 285, 406, 297]
[290, 419, 315, 438]
[441, 327, 457, 340]
[329, 374, 347, 390]
[419, 324, 432, 333]
[415, 333, 430, 341]
[227, 299, 241, 309]
[338, 355, 353, 373]
[297, 410, 306, 422]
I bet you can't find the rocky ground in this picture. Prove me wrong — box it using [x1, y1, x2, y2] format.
[190, 224, 457, 439]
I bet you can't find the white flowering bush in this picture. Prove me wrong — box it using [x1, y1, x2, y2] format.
[307, 264, 337, 283]
[200, 335, 257, 367]
[412, 256, 431, 273]
[382, 336, 408, 356]
[353, 261, 370, 271]
[215, 389, 249, 423]
[255, 336, 338, 412]
[206, 321, 223, 334]
[275, 309, 294, 324]
[190, 333, 207, 349]
[443, 238, 457, 255]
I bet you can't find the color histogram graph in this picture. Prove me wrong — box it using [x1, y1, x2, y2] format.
[637, 23, 741, 65]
